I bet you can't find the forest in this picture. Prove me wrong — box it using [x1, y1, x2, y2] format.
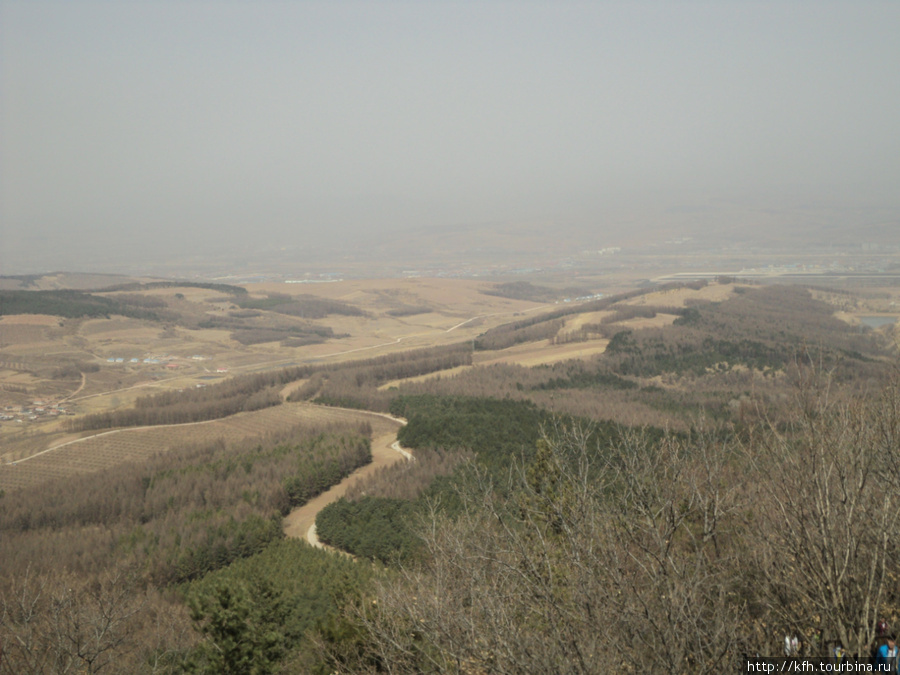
[67, 343, 472, 432]
[2, 282, 899, 673]
[0, 290, 168, 321]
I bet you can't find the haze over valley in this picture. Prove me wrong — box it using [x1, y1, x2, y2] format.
[2, 2, 900, 673]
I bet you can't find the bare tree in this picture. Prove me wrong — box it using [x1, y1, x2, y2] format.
[751, 371, 900, 656]
[595, 424, 745, 673]
[319, 373, 900, 672]
[0, 567, 51, 675]
[322, 422, 746, 674]
[0, 565, 190, 675]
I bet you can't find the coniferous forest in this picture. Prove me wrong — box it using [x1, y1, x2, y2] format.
[2, 282, 900, 673]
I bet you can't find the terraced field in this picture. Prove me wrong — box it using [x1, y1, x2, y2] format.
[0, 402, 380, 492]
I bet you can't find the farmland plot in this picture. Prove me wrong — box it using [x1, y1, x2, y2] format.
[0, 402, 385, 492]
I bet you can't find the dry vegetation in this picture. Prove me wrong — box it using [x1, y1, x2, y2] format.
[0, 277, 549, 472]
[2, 274, 900, 673]
[0, 403, 355, 491]
[3, 279, 896, 483]
[321, 379, 900, 673]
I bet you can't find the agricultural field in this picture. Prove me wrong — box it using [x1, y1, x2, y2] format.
[0, 276, 553, 464]
[0, 401, 399, 492]
[2, 273, 900, 675]
[3, 274, 899, 492]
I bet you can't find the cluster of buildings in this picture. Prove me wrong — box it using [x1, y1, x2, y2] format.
[1, 401, 73, 424]
[102, 354, 228, 374]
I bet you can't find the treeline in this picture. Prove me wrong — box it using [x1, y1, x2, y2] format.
[98, 280, 248, 295]
[289, 343, 473, 411]
[474, 282, 704, 351]
[533, 364, 638, 391]
[67, 367, 314, 431]
[234, 326, 336, 346]
[1, 423, 370, 584]
[67, 385, 283, 431]
[316, 395, 629, 563]
[319, 375, 900, 673]
[0, 289, 164, 320]
[234, 292, 366, 319]
[481, 281, 593, 302]
[386, 305, 433, 317]
[0, 421, 374, 674]
[67, 343, 474, 432]
[197, 314, 342, 346]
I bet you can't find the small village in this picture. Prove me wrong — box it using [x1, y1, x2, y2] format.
[1, 400, 74, 423]
[0, 354, 230, 428]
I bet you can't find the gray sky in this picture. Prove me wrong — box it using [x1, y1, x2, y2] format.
[2, 1, 898, 274]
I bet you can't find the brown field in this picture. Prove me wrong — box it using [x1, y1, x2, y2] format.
[0, 314, 61, 326]
[560, 310, 611, 331]
[622, 282, 737, 307]
[6, 276, 894, 490]
[616, 313, 679, 330]
[0, 277, 549, 483]
[378, 365, 474, 390]
[0, 402, 389, 492]
[0, 325, 51, 346]
[476, 339, 612, 368]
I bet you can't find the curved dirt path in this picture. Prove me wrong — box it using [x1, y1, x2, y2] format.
[58, 371, 87, 403]
[282, 409, 410, 548]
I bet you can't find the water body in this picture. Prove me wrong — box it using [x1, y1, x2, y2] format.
[860, 316, 897, 329]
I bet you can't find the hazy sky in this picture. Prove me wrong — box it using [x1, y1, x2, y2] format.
[2, 1, 898, 273]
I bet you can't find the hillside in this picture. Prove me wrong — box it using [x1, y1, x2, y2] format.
[1, 276, 899, 673]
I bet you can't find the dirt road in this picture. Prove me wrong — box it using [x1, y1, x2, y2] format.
[282, 410, 409, 547]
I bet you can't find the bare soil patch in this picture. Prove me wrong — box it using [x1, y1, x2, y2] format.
[622, 283, 736, 308]
[378, 365, 474, 390]
[475, 339, 610, 368]
[0, 314, 61, 326]
[0, 324, 48, 345]
[561, 311, 611, 331]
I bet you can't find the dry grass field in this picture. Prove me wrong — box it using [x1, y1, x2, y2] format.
[0, 402, 391, 492]
[0, 277, 548, 485]
[4, 276, 898, 491]
[475, 339, 612, 368]
[622, 282, 737, 307]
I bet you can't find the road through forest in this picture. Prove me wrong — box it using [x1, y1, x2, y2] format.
[282, 408, 410, 549]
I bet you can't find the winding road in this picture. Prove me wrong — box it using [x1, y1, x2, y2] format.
[282, 409, 410, 549]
